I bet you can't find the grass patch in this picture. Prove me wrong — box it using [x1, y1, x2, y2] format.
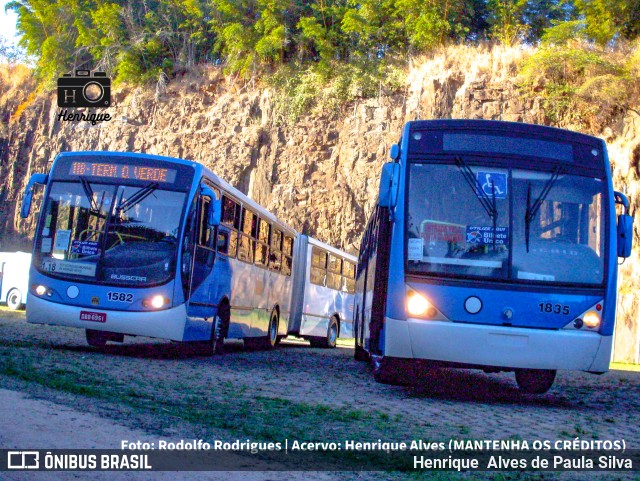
[610, 362, 640, 372]
[0, 341, 419, 471]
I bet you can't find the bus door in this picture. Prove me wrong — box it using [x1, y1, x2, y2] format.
[360, 207, 391, 355]
[185, 189, 219, 324]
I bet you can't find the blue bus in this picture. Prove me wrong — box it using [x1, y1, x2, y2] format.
[353, 120, 633, 393]
[290, 236, 357, 347]
[20, 151, 355, 351]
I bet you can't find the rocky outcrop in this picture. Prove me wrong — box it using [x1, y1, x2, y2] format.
[1, 46, 638, 362]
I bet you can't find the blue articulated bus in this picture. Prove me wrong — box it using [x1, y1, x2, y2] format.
[21, 151, 354, 352]
[353, 120, 633, 393]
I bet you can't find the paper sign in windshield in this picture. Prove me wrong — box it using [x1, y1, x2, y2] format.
[54, 230, 71, 251]
[71, 240, 100, 256]
[466, 226, 508, 245]
[421, 220, 465, 243]
[407, 238, 424, 260]
[476, 172, 507, 199]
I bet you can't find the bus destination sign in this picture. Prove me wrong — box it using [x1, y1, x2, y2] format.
[69, 161, 177, 183]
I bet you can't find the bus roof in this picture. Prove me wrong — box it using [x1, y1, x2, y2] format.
[405, 119, 604, 147]
[307, 236, 357, 262]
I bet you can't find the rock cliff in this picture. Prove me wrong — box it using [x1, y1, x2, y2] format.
[1, 45, 638, 362]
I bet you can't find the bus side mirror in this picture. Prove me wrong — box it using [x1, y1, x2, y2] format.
[614, 191, 633, 258]
[378, 162, 400, 208]
[21, 173, 48, 219]
[209, 198, 222, 227]
[200, 186, 221, 227]
[617, 214, 633, 258]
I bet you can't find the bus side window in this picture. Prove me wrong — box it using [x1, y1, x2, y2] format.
[343, 260, 356, 293]
[282, 235, 294, 276]
[254, 218, 270, 268]
[269, 228, 282, 273]
[217, 229, 229, 255]
[228, 230, 238, 258]
[221, 194, 239, 258]
[238, 208, 255, 264]
[222, 195, 240, 229]
[310, 247, 327, 286]
[198, 196, 214, 249]
[327, 254, 342, 290]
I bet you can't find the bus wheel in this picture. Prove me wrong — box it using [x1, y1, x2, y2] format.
[6, 289, 23, 311]
[354, 343, 369, 362]
[246, 310, 279, 350]
[372, 356, 413, 385]
[515, 369, 556, 394]
[311, 316, 339, 349]
[265, 310, 279, 349]
[372, 356, 397, 384]
[210, 303, 230, 355]
[86, 329, 107, 348]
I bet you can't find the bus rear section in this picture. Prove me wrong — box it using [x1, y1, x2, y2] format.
[354, 120, 633, 393]
[289, 236, 356, 348]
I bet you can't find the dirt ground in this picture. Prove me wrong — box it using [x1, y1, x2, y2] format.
[1, 306, 640, 480]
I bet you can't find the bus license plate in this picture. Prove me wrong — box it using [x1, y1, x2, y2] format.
[80, 311, 107, 323]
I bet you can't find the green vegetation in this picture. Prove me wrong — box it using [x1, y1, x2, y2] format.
[4, 1, 640, 128]
[6, 0, 640, 83]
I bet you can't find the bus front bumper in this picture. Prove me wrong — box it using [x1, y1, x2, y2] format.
[384, 317, 612, 373]
[27, 295, 188, 342]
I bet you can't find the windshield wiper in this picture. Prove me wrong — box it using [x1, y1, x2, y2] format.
[455, 156, 500, 251]
[455, 157, 498, 222]
[116, 182, 159, 215]
[525, 166, 562, 252]
[80, 176, 99, 212]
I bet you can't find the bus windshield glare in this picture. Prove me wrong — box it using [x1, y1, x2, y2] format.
[35, 180, 186, 286]
[407, 162, 605, 285]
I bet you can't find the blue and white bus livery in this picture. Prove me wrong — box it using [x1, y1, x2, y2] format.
[21, 151, 354, 352]
[354, 120, 633, 393]
[290, 237, 357, 348]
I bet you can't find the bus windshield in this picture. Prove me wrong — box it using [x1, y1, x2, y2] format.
[406, 163, 605, 285]
[35, 180, 187, 286]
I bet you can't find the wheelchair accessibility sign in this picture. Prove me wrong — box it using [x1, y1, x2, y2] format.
[476, 171, 507, 199]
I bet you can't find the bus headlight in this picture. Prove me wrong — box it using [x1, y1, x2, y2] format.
[143, 295, 170, 309]
[407, 291, 435, 318]
[582, 310, 601, 329]
[565, 301, 603, 331]
[33, 284, 52, 297]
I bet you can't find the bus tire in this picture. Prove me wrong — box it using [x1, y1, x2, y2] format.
[515, 369, 556, 394]
[86, 329, 107, 348]
[246, 310, 278, 350]
[372, 356, 397, 384]
[211, 302, 230, 355]
[326, 316, 339, 349]
[6, 289, 23, 311]
[372, 356, 414, 385]
[354, 343, 369, 362]
[309, 317, 339, 349]
[264, 310, 279, 349]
